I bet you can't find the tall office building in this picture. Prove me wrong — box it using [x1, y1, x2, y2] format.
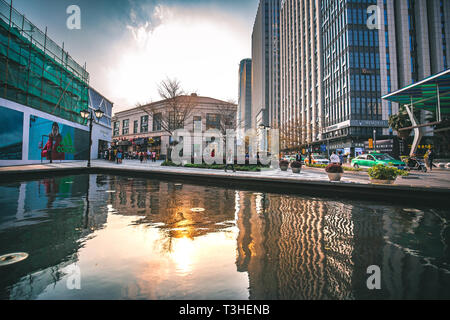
[280, 0, 323, 150]
[238, 59, 253, 130]
[251, 0, 281, 129]
[279, 0, 450, 154]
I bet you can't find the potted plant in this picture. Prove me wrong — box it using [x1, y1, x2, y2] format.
[325, 163, 344, 181]
[291, 161, 302, 174]
[280, 160, 289, 171]
[368, 164, 407, 185]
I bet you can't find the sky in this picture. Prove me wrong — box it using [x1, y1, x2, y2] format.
[11, 0, 259, 114]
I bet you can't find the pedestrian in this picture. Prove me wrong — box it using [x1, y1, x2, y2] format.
[140, 151, 144, 163]
[117, 150, 123, 164]
[152, 151, 157, 162]
[428, 148, 435, 172]
[296, 151, 302, 162]
[338, 151, 344, 165]
[225, 149, 236, 173]
[147, 150, 151, 163]
[330, 151, 340, 164]
[115, 149, 119, 164]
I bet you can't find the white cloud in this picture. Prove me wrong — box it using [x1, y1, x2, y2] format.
[104, 5, 251, 113]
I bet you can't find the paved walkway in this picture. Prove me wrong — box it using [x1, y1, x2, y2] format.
[1, 160, 450, 190]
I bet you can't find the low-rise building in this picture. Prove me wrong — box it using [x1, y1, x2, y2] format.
[111, 94, 237, 160]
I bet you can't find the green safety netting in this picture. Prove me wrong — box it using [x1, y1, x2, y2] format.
[0, 0, 89, 125]
[382, 69, 450, 115]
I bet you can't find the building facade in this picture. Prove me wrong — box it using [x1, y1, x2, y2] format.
[252, 0, 281, 129]
[89, 87, 114, 159]
[111, 95, 237, 160]
[280, 0, 324, 151]
[238, 59, 253, 130]
[277, 0, 450, 155]
[0, 0, 112, 166]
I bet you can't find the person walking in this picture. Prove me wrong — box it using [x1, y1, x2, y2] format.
[330, 151, 340, 164]
[152, 151, 157, 162]
[427, 148, 436, 172]
[296, 151, 302, 162]
[117, 150, 123, 164]
[225, 149, 236, 173]
[338, 151, 344, 165]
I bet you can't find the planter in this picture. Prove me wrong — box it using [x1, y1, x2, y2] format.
[370, 178, 397, 185]
[280, 165, 289, 172]
[292, 167, 301, 174]
[327, 173, 343, 182]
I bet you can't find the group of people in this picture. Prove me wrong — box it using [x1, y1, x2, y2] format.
[104, 149, 123, 164]
[138, 150, 158, 163]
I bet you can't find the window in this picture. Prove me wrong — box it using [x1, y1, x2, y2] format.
[113, 122, 119, 136]
[168, 112, 184, 130]
[122, 120, 129, 135]
[153, 113, 162, 131]
[206, 114, 221, 130]
[133, 120, 138, 134]
[141, 115, 149, 133]
[193, 116, 202, 131]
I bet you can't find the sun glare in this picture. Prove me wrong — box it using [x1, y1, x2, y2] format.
[106, 5, 250, 111]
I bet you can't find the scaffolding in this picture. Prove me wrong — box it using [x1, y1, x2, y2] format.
[0, 0, 89, 125]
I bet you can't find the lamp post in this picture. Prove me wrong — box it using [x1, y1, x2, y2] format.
[80, 108, 105, 168]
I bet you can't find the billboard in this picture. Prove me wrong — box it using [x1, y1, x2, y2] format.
[0, 106, 23, 160]
[28, 115, 89, 161]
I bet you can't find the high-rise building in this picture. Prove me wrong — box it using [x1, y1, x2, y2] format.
[238, 59, 252, 130]
[251, 0, 281, 129]
[279, 0, 450, 155]
[280, 0, 323, 150]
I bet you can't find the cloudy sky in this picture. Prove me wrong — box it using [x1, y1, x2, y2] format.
[11, 0, 258, 113]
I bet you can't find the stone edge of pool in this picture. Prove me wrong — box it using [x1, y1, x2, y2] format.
[0, 164, 449, 206]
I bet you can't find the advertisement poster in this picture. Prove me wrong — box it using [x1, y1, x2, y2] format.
[0, 106, 23, 160]
[28, 115, 89, 161]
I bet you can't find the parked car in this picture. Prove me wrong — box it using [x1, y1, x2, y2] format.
[351, 153, 406, 169]
[304, 154, 330, 165]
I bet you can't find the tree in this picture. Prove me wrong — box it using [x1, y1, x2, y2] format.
[388, 105, 421, 139]
[137, 78, 198, 137]
[213, 99, 238, 138]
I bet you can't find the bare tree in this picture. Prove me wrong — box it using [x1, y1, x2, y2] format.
[213, 99, 238, 138]
[137, 78, 198, 137]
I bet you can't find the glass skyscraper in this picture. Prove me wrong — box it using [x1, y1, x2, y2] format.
[278, 0, 450, 154]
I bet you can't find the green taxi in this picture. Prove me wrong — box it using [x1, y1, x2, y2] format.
[351, 153, 406, 169]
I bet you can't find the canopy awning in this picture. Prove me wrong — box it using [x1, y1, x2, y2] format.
[382, 68, 450, 116]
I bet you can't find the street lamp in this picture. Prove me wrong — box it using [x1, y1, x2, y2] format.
[80, 108, 105, 168]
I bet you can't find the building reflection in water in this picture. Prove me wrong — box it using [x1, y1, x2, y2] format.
[0, 174, 449, 300]
[0, 175, 109, 300]
[235, 193, 450, 300]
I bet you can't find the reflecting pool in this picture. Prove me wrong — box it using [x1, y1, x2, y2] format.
[0, 174, 449, 300]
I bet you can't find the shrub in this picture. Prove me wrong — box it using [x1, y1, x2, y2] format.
[279, 160, 290, 167]
[291, 161, 302, 169]
[161, 160, 181, 167]
[368, 164, 408, 180]
[325, 163, 344, 173]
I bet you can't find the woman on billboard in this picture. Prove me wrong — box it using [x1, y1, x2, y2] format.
[41, 122, 65, 161]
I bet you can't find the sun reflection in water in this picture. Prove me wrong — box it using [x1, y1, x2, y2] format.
[170, 236, 195, 276]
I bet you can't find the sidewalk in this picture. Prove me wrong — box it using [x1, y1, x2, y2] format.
[1, 160, 449, 190]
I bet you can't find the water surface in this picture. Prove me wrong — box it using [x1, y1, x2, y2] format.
[0, 174, 449, 300]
